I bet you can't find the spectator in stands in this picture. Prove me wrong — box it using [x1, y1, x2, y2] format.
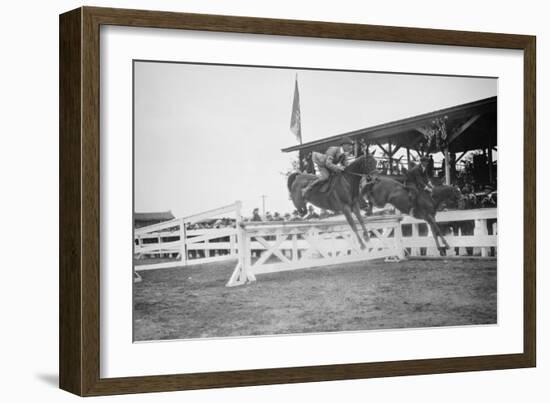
[265, 212, 273, 221]
[273, 212, 282, 221]
[427, 154, 435, 177]
[251, 208, 262, 222]
[283, 213, 291, 221]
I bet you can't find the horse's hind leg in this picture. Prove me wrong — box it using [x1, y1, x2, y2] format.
[343, 204, 366, 250]
[352, 202, 370, 243]
[433, 219, 451, 250]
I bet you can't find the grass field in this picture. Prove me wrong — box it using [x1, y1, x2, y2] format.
[133, 258, 497, 341]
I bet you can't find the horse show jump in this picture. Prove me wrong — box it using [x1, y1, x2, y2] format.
[134, 201, 497, 287]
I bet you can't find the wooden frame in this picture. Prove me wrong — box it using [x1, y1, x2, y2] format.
[59, 6, 536, 396]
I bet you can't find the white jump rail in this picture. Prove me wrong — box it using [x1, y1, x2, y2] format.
[134, 201, 242, 271]
[400, 208, 497, 257]
[226, 215, 404, 287]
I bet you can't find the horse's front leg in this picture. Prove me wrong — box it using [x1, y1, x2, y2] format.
[343, 204, 366, 250]
[363, 191, 374, 216]
[352, 202, 370, 243]
[426, 215, 449, 256]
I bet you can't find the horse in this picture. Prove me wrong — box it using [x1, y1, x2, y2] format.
[362, 177, 462, 255]
[432, 184, 464, 211]
[287, 154, 378, 250]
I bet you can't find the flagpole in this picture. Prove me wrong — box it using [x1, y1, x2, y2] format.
[297, 74, 302, 145]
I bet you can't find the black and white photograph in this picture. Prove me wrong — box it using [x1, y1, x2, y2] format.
[132, 61, 498, 342]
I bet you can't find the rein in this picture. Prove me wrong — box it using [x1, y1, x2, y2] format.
[343, 156, 376, 178]
[345, 171, 371, 178]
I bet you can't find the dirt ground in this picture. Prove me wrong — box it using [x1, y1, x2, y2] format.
[133, 258, 496, 341]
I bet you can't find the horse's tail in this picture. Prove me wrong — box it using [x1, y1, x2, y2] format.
[287, 172, 299, 192]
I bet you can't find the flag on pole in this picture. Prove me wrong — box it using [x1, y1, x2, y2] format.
[290, 76, 302, 144]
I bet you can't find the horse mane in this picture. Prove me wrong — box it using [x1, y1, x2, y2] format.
[344, 155, 363, 173]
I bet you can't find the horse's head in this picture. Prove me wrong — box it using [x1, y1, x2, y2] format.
[345, 153, 378, 176]
[447, 185, 465, 208]
[453, 186, 467, 209]
[433, 184, 464, 210]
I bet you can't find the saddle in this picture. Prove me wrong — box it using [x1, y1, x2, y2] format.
[311, 173, 341, 194]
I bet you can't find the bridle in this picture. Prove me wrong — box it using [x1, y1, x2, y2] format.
[344, 155, 377, 178]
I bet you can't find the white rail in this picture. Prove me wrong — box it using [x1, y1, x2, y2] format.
[134, 203, 497, 281]
[226, 215, 404, 287]
[400, 208, 497, 257]
[134, 201, 242, 271]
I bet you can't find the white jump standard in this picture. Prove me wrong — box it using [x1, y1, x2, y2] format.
[226, 215, 404, 287]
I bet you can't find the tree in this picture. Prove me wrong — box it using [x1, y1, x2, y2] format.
[418, 116, 448, 153]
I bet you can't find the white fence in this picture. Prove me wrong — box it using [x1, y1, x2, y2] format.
[134, 202, 241, 271]
[134, 202, 497, 278]
[400, 208, 497, 257]
[226, 215, 404, 287]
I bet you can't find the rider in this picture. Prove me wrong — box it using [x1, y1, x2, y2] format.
[405, 155, 434, 212]
[302, 136, 355, 198]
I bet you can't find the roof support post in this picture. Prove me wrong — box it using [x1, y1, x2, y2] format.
[444, 147, 451, 185]
[455, 151, 467, 164]
[388, 140, 393, 175]
[488, 147, 493, 184]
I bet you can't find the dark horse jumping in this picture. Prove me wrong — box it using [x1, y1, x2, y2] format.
[287, 154, 378, 250]
[363, 177, 462, 255]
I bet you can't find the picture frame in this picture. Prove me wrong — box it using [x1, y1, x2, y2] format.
[59, 6, 536, 396]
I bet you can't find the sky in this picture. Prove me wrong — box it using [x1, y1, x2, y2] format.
[134, 61, 497, 218]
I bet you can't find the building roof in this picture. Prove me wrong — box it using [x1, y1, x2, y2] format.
[281, 96, 497, 155]
[134, 211, 175, 222]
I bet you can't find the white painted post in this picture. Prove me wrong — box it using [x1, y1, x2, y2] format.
[474, 219, 489, 257]
[458, 227, 467, 256]
[226, 201, 256, 286]
[204, 238, 210, 258]
[394, 220, 405, 260]
[180, 218, 187, 266]
[446, 227, 457, 256]
[157, 232, 162, 258]
[411, 223, 420, 256]
[234, 201, 242, 257]
[426, 225, 438, 256]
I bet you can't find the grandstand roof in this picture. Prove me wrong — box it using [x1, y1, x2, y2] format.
[281, 96, 497, 155]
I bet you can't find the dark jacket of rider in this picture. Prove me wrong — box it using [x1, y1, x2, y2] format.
[312, 146, 347, 173]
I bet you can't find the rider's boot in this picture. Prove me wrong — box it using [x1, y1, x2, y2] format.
[302, 178, 322, 199]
